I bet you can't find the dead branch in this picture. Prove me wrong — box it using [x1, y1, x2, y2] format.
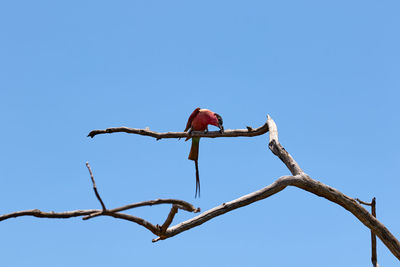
[159, 205, 179, 235]
[370, 198, 379, 267]
[82, 199, 199, 220]
[87, 121, 269, 140]
[1, 115, 399, 263]
[265, 116, 398, 261]
[356, 198, 373, 206]
[0, 209, 97, 221]
[151, 174, 299, 243]
[358, 197, 379, 267]
[86, 162, 107, 211]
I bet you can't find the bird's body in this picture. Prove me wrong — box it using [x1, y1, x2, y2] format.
[184, 108, 223, 197]
[187, 109, 218, 132]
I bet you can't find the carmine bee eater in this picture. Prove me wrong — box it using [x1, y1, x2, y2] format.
[184, 108, 224, 198]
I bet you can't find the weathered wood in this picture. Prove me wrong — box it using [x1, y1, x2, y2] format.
[267, 115, 303, 175]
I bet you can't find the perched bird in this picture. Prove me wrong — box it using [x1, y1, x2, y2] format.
[184, 108, 224, 197]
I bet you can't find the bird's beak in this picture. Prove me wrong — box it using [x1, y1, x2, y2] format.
[218, 124, 224, 133]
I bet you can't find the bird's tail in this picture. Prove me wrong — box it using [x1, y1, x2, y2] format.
[188, 137, 200, 161]
[189, 138, 200, 198]
[194, 160, 200, 198]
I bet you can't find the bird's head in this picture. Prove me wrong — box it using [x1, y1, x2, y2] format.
[212, 113, 224, 132]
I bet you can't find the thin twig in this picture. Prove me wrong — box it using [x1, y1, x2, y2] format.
[371, 198, 379, 267]
[86, 162, 107, 211]
[160, 205, 179, 235]
[102, 211, 160, 235]
[0, 200, 199, 224]
[0, 209, 98, 221]
[356, 198, 372, 206]
[356, 197, 379, 266]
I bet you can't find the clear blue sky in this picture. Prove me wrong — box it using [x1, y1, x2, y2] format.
[1, 1, 399, 266]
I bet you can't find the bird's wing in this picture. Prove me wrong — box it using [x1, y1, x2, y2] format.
[184, 107, 200, 132]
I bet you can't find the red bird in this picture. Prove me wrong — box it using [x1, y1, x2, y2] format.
[184, 108, 223, 197]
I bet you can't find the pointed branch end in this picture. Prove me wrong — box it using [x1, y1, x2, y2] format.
[152, 237, 162, 243]
[87, 131, 97, 138]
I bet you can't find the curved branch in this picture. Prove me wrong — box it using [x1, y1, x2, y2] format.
[87, 121, 269, 140]
[265, 115, 399, 260]
[152, 172, 400, 261]
[109, 199, 199, 213]
[102, 211, 160, 235]
[83, 199, 199, 220]
[293, 175, 399, 260]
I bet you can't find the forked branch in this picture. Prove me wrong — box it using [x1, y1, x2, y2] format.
[0, 167, 199, 237]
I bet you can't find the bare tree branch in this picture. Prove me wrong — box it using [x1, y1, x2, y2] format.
[154, 174, 299, 242]
[0, 199, 199, 223]
[2, 115, 399, 263]
[0, 209, 97, 221]
[83, 199, 199, 220]
[358, 197, 379, 267]
[356, 198, 373, 206]
[102, 211, 160, 235]
[264, 116, 398, 260]
[159, 205, 179, 235]
[371, 198, 379, 267]
[267, 115, 303, 175]
[87, 121, 269, 140]
[86, 162, 107, 211]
